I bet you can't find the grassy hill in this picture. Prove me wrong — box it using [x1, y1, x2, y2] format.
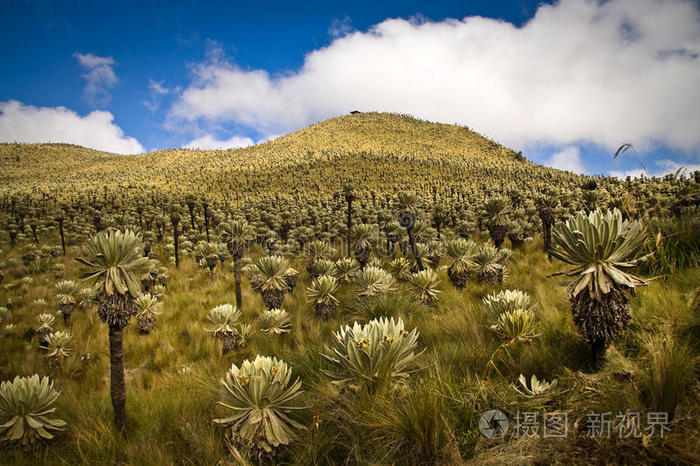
[0, 112, 583, 201]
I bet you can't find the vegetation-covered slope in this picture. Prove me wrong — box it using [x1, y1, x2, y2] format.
[0, 112, 578, 200]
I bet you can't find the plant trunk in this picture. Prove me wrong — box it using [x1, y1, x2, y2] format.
[233, 255, 242, 309]
[542, 220, 552, 258]
[203, 204, 210, 242]
[58, 220, 66, 255]
[60, 303, 74, 327]
[591, 340, 607, 370]
[108, 326, 127, 434]
[173, 227, 179, 268]
[346, 199, 352, 258]
[407, 227, 424, 271]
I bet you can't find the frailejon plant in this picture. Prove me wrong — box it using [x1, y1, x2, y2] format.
[0, 375, 66, 453]
[355, 266, 397, 298]
[323, 317, 422, 393]
[389, 257, 412, 282]
[35, 313, 55, 347]
[207, 304, 242, 353]
[482, 289, 534, 316]
[308, 259, 337, 280]
[515, 374, 558, 397]
[483, 289, 539, 376]
[550, 208, 649, 369]
[55, 280, 78, 326]
[334, 258, 360, 284]
[408, 269, 441, 305]
[445, 238, 476, 289]
[473, 244, 511, 285]
[76, 229, 156, 433]
[307, 274, 340, 319]
[259, 308, 292, 335]
[245, 256, 296, 309]
[490, 309, 538, 342]
[134, 293, 162, 335]
[213, 355, 305, 460]
[42, 331, 73, 364]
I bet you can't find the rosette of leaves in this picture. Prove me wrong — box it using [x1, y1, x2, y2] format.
[213, 355, 305, 459]
[514, 374, 557, 397]
[77, 287, 95, 309]
[445, 238, 476, 288]
[134, 293, 162, 335]
[151, 284, 167, 300]
[308, 259, 337, 280]
[35, 313, 55, 347]
[334, 258, 360, 284]
[482, 198, 511, 248]
[352, 224, 376, 268]
[507, 219, 528, 249]
[482, 289, 534, 317]
[42, 331, 73, 363]
[246, 256, 296, 309]
[490, 309, 538, 343]
[408, 269, 441, 305]
[322, 317, 422, 393]
[425, 240, 445, 268]
[207, 304, 242, 353]
[355, 266, 397, 298]
[307, 275, 340, 319]
[389, 257, 412, 282]
[55, 280, 78, 326]
[0, 375, 66, 452]
[259, 308, 292, 335]
[305, 240, 335, 274]
[473, 244, 511, 285]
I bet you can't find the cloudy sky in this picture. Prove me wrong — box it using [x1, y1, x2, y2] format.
[1, 0, 698, 177]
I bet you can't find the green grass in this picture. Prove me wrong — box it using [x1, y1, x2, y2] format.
[1, 232, 698, 465]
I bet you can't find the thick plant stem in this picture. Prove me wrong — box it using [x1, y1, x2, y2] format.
[58, 219, 66, 255]
[233, 255, 242, 309]
[407, 226, 425, 271]
[591, 340, 607, 371]
[109, 326, 127, 434]
[346, 199, 352, 258]
[542, 221, 552, 259]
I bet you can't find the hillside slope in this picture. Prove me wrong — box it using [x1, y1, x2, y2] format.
[0, 112, 583, 203]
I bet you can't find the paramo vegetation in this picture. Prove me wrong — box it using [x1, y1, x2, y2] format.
[0, 113, 698, 464]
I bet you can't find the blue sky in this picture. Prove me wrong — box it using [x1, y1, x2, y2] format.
[1, 0, 699, 178]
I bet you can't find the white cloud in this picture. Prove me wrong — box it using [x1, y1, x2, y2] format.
[74, 52, 118, 107]
[610, 158, 700, 178]
[183, 134, 254, 150]
[144, 79, 170, 112]
[0, 100, 144, 154]
[547, 146, 586, 174]
[170, 0, 700, 157]
[329, 16, 354, 38]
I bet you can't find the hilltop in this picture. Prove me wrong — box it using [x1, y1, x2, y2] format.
[0, 112, 585, 202]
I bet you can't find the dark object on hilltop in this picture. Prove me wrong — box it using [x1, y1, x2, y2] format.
[350, 110, 362, 114]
